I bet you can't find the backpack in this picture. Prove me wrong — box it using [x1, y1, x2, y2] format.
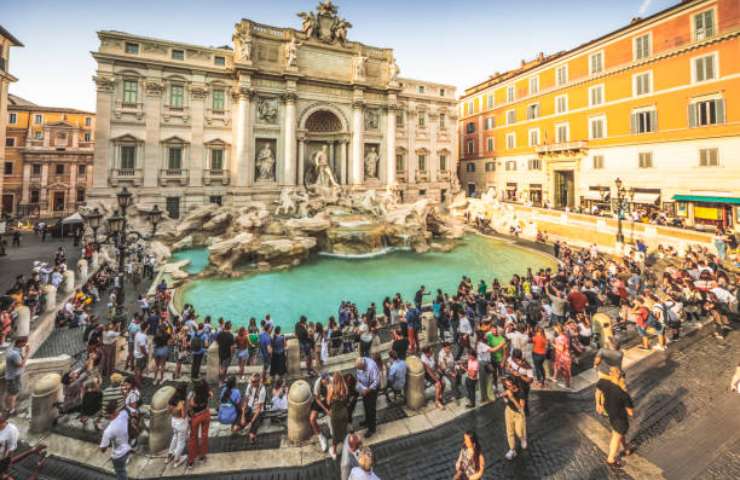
[661, 303, 680, 328]
[190, 333, 203, 352]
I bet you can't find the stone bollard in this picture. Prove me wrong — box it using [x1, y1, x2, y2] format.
[77, 258, 89, 283]
[61, 270, 75, 295]
[149, 385, 176, 453]
[422, 313, 438, 347]
[287, 380, 312, 443]
[15, 306, 30, 338]
[206, 342, 220, 384]
[31, 373, 62, 433]
[43, 285, 57, 313]
[286, 337, 301, 378]
[405, 355, 426, 410]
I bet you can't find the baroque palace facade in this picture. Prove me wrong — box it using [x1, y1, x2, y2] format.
[90, 1, 458, 219]
[459, 0, 740, 229]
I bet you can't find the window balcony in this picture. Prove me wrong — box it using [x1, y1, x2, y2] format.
[159, 168, 189, 186]
[437, 170, 451, 181]
[203, 168, 230, 186]
[416, 170, 430, 183]
[110, 168, 143, 187]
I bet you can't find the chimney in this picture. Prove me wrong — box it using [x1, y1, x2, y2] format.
[521, 59, 526, 66]
[538, 51, 545, 61]
[631, 17, 642, 24]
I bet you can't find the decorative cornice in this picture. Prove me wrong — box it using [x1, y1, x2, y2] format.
[190, 84, 208, 99]
[144, 79, 164, 97]
[93, 75, 115, 93]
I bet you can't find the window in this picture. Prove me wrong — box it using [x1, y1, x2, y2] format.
[529, 76, 539, 95]
[690, 98, 725, 127]
[8, 113, 16, 124]
[589, 116, 606, 139]
[692, 54, 717, 83]
[418, 112, 426, 128]
[439, 155, 447, 171]
[589, 84, 604, 106]
[171, 49, 185, 61]
[30, 190, 40, 203]
[85, 117, 92, 126]
[556, 65, 568, 86]
[506, 133, 516, 150]
[166, 197, 180, 219]
[214, 56, 226, 66]
[32, 164, 41, 175]
[170, 84, 185, 109]
[528, 159, 541, 170]
[396, 154, 405, 173]
[4, 162, 12, 175]
[5, 137, 14, 147]
[487, 95, 494, 109]
[590, 51, 604, 75]
[439, 114, 446, 129]
[694, 10, 715, 40]
[631, 108, 657, 134]
[555, 95, 567, 114]
[638, 152, 653, 168]
[481, 117, 491, 130]
[527, 103, 539, 120]
[633, 71, 652, 96]
[78, 164, 87, 175]
[122, 79, 138, 105]
[485, 162, 495, 172]
[507, 86, 515, 103]
[466, 163, 476, 173]
[467, 100, 474, 115]
[528, 128, 540, 146]
[506, 109, 516, 125]
[34, 114, 43, 124]
[487, 137, 494, 152]
[555, 123, 569, 143]
[634, 34, 651, 60]
[34, 131, 43, 140]
[76, 188, 85, 203]
[120, 145, 136, 170]
[55, 164, 65, 175]
[417, 85, 425, 94]
[125, 42, 139, 54]
[699, 148, 718, 167]
[168, 147, 182, 171]
[418, 155, 427, 172]
[211, 149, 224, 171]
[84, 132, 92, 142]
[209, 196, 223, 206]
[396, 111, 405, 127]
[466, 140, 475, 155]
[439, 88, 446, 97]
[419, 189, 427, 196]
[593, 155, 604, 169]
[466, 122, 476, 134]
[505, 161, 517, 171]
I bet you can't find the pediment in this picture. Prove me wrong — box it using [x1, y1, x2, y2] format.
[111, 133, 143, 143]
[161, 135, 189, 145]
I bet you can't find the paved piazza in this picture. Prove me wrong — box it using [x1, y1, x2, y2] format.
[1, 1, 740, 479]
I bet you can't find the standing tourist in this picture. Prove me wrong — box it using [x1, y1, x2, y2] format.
[453, 430, 485, 480]
[464, 350, 479, 409]
[132, 322, 149, 386]
[235, 327, 250, 380]
[187, 379, 211, 469]
[3, 337, 28, 416]
[100, 323, 119, 379]
[421, 345, 446, 409]
[596, 368, 634, 468]
[501, 377, 527, 460]
[258, 323, 272, 382]
[310, 372, 331, 451]
[295, 316, 315, 376]
[327, 372, 350, 459]
[100, 401, 132, 480]
[341, 434, 363, 480]
[355, 357, 380, 438]
[553, 324, 572, 389]
[152, 325, 170, 385]
[189, 324, 207, 380]
[216, 321, 235, 385]
[166, 383, 189, 468]
[270, 326, 287, 384]
[0, 413, 19, 480]
[531, 327, 549, 387]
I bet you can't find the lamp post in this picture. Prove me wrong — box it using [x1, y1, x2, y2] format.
[614, 177, 634, 244]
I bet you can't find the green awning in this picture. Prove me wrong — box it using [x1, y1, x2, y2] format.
[673, 194, 740, 205]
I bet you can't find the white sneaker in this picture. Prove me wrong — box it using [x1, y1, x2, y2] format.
[505, 449, 517, 460]
[318, 433, 328, 452]
[521, 440, 528, 450]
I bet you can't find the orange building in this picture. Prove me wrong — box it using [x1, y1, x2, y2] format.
[5, 95, 95, 218]
[0, 25, 23, 218]
[459, 0, 740, 230]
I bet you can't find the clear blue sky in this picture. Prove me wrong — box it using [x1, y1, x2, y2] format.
[4, 0, 675, 111]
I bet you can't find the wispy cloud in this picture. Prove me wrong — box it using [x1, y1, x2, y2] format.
[638, 0, 653, 16]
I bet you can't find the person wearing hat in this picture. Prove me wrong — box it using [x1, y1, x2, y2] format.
[101, 373, 125, 415]
[3, 337, 28, 416]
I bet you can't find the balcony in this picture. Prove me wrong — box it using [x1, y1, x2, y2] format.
[416, 170, 430, 183]
[110, 168, 143, 187]
[159, 168, 189, 186]
[395, 171, 407, 182]
[437, 170, 451, 181]
[203, 168, 230, 186]
[535, 141, 587, 155]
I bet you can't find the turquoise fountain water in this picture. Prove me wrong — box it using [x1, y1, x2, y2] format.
[173, 235, 556, 329]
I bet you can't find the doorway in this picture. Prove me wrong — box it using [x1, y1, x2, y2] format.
[467, 182, 476, 197]
[53, 191, 65, 212]
[554, 170, 574, 209]
[1, 194, 13, 215]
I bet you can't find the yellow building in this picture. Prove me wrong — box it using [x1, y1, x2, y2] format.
[459, 0, 740, 230]
[0, 25, 23, 216]
[5, 95, 95, 219]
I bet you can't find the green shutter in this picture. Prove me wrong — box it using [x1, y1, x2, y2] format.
[649, 110, 657, 132]
[716, 99, 725, 124]
[688, 103, 697, 128]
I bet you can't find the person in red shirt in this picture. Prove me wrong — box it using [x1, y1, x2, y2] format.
[630, 297, 665, 351]
[567, 286, 589, 317]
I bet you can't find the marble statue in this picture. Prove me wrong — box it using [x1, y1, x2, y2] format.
[297, 0, 352, 45]
[297, 11, 318, 38]
[364, 109, 378, 130]
[257, 98, 278, 124]
[333, 18, 352, 46]
[286, 37, 301, 67]
[389, 57, 401, 82]
[276, 188, 297, 216]
[359, 189, 383, 217]
[318, 0, 338, 16]
[256, 143, 276, 181]
[364, 146, 380, 179]
[354, 54, 367, 79]
[233, 21, 253, 63]
[378, 184, 399, 215]
[312, 145, 339, 188]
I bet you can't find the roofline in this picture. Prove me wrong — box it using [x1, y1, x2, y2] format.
[7, 104, 95, 115]
[462, 0, 706, 97]
[397, 76, 457, 90]
[0, 25, 23, 47]
[98, 30, 231, 54]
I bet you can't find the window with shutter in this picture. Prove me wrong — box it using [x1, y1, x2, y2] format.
[694, 10, 715, 40]
[632, 109, 656, 134]
[692, 98, 724, 126]
[699, 148, 718, 167]
[168, 147, 182, 170]
[638, 152, 653, 168]
[693, 54, 716, 82]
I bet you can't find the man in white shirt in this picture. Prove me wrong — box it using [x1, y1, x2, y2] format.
[133, 323, 149, 384]
[0, 414, 19, 478]
[100, 401, 131, 480]
[239, 373, 266, 443]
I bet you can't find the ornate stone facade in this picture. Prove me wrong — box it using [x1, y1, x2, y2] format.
[89, 1, 458, 218]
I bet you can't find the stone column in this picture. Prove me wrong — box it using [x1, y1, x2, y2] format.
[234, 87, 252, 188]
[189, 83, 207, 189]
[405, 355, 426, 410]
[62, 270, 75, 295]
[15, 306, 30, 338]
[386, 107, 397, 186]
[149, 385, 176, 453]
[329, 141, 335, 174]
[283, 94, 297, 186]
[40, 164, 49, 213]
[91, 73, 115, 192]
[43, 285, 57, 313]
[351, 102, 364, 185]
[206, 341, 220, 384]
[297, 137, 306, 186]
[422, 313, 438, 346]
[339, 141, 348, 185]
[21, 163, 31, 203]
[30, 373, 61, 433]
[143, 71, 163, 189]
[287, 379, 312, 443]
[68, 160, 77, 212]
[286, 337, 301, 378]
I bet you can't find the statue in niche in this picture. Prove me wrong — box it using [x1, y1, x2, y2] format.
[255, 143, 276, 181]
[364, 146, 380, 179]
[257, 98, 278, 124]
[233, 21, 253, 63]
[354, 54, 367, 79]
[364, 109, 378, 130]
[286, 37, 302, 68]
[311, 145, 339, 188]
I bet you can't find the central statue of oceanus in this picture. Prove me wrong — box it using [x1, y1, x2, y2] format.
[304, 145, 338, 189]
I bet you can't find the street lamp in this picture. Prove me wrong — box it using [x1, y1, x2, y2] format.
[147, 204, 163, 237]
[614, 177, 634, 244]
[116, 186, 133, 214]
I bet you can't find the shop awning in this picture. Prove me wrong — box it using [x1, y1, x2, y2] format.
[673, 194, 740, 205]
[632, 192, 660, 204]
[583, 190, 607, 201]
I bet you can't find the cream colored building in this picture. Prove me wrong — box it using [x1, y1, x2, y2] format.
[89, 1, 458, 218]
[0, 25, 23, 215]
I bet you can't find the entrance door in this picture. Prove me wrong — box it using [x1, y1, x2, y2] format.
[467, 182, 476, 197]
[554, 170, 575, 209]
[1, 194, 13, 215]
[53, 191, 65, 212]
